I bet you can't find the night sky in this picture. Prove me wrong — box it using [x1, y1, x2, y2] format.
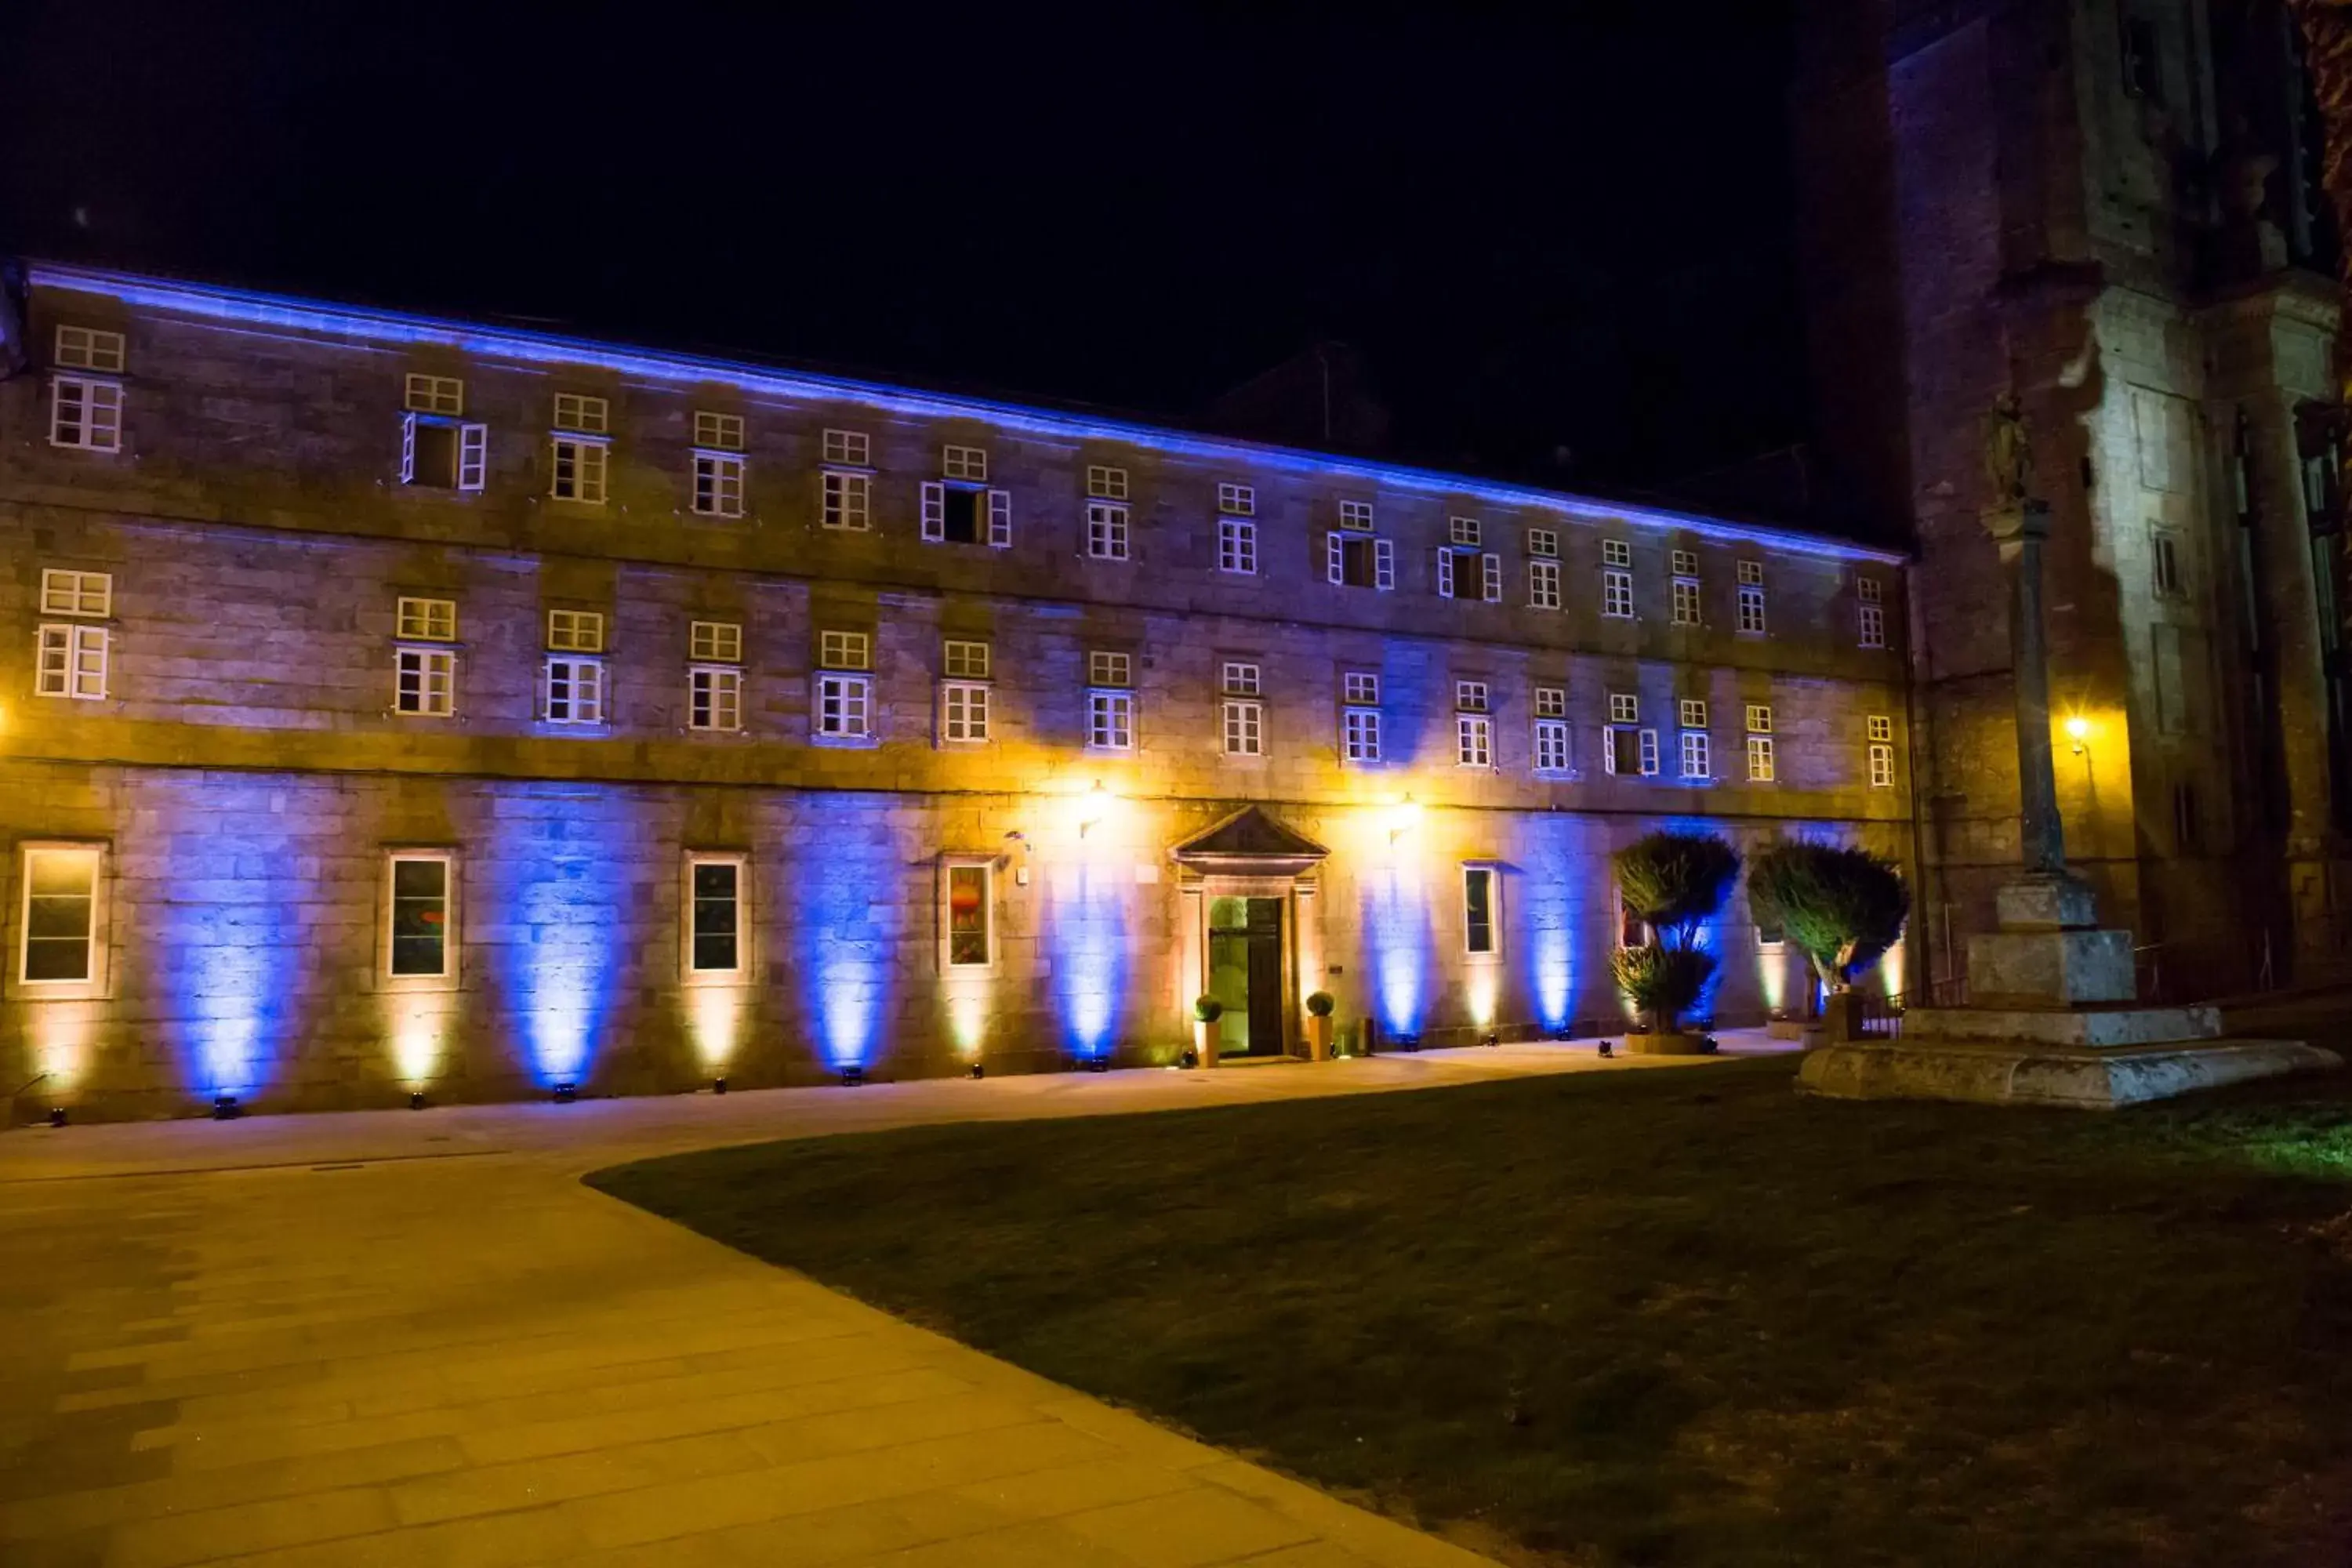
[2, 2, 1804, 499]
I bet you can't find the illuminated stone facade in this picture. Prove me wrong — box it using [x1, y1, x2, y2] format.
[0, 264, 1907, 1120]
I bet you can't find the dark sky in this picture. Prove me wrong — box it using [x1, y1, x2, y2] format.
[1, 2, 1805, 495]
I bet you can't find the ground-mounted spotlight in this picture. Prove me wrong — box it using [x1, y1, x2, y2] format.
[1086, 1055, 1111, 1073]
[212, 1094, 241, 1120]
[1597, 1040, 1615, 1059]
[408, 1090, 427, 1111]
[1483, 1032, 1501, 1048]
[1550, 1023, 1575, 1041]
[1398, 1034, 1422, 1052]
[553, 1081, 578, 1103]
[47, 1106, 67, 1128]
[840, 1065, 865, 1087]
[1179, 1047, 1199, 1069]
[713, 1075, 728, 1095]
[968, 1062, 985, 1080]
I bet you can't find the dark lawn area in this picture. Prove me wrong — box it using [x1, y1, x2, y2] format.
[587, 1057, 2352, 1568]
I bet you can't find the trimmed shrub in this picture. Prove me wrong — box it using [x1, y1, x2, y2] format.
[1746, 840, 1911, 991]
[1194, 995, 1225, 1022]
[1305, 991, 1335, 1018]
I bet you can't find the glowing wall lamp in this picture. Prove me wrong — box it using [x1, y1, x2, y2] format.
[2064, 713, 2090, 755]
[1387, 793, 1422, 847]
[1076, 779, 1112, 838]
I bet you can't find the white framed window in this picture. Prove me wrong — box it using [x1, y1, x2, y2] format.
[1089, 689, 1135, 751]
[550, 434, 609, 503]
[1218, 517, 1258, 574]
[554, 393, 609, 434]
[1671, 549, 1698, 577]
[941, 681, 991, 743]
[1748, 734, 1777, 782]
[1530, 558, 1561, 610]
[1085, 502, 1131, 560]
[1680, 728, 1711, 779]
[1223, 661, 1262, 697]
[396, 597, 456, 641]
[1327, 530, 1395, 590]
[821, 470, 871, 531]
[942, 444, 989, 481]
[1602, 538, 1632, 568]
[385, 850, 456, 982]
[1745, 702, 1773, 735]
[1737, 558, 1764, 586]
[1737, 583, 1767, 635]
[1857, 575, 1883, 603]
[398, 413, 488, 491]
[1462, 865, 1500, 956]
[685, 854, 746, 978]
[1449, 516, 1482, 546]
[1679, 698, 1708, 729]
[823, 429, 870, 466]
[19, 843, 106, 987]
[404, 374, 464, 416]
[943, 639, 990, 680]
[543, 656, 606, 724]
[943, 858, 993, 970]
[1087, 464, 1129, 500]
[816, 673, 873, 738]
[693, 452, 746, 517]
[1869, 741, 1896, 788]
[1605, 726, 1659, 777]
[920, 481, 1011, 546]
[689, 666, 742, 732]
[1455, 680, 1489, 713]
[1344, 671, 1381, 706]
[1671, 576, 1701, 626]
[1602, 568, 1633, 619]
[1526, 528, 1559, 558]
[1867, 713, 1893, 743]
[1608, 691, 1639, 725]
[691, 619, 743, 664]
[395, 648, 454, 717]
[1859, 601, 1887, 648]
[1534, 685, 1566, 719]
[1088, 651, 1131, 688]
[35, 625, 107, 700]
[1534, 719, 1570, 773]
[1223, 699, 1264, 756]
[1338, 499, 1375, 529]
[1481, 552, 1503, 602]
[54, 325, 126, 373]
[546, 608, 604, 653]
[1457, 714, 1494, 768]
[50, 376, 123, 452]
[39, 569, 112, 618]
[1344, 706, 1381, 762]
[694, 411, 746, 451]
[1218, 481, 1256, 517]
[819, 630, 871, 670]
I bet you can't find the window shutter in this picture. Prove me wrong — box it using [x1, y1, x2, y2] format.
[1602, 728, 1621, 775]
[1481, 553, 1502, 602]
[1639, 729, 1660, 776]
[399, 412, 417, 484]
[987, 488, 1011, 548]
[1374, 537, 1396, 591]
[457, 423, 488, 491]
[1435, 549, 1455, 598]
[920, 481, 945, 542]
[1327, 532, 1345, 585]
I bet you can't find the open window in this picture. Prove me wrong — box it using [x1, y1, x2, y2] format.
[920, 481, 1012, 546]
[400, 413, 488, 492]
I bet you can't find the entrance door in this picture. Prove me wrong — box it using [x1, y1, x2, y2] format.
[1207, 896, 1286, 1056]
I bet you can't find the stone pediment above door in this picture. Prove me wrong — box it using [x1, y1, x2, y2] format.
[1170, 806, 1329, 878]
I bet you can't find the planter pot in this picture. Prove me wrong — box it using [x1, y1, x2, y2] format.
[1625, 1031, 1719, 1056]
[1305, 1014, 1333, 1062]
[1766, 1016, 1807, 1040]
[1195, 1017, 1221, 1068]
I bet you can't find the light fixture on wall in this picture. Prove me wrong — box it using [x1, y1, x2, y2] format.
[1075, 779, 1114, 839]
[2065, 713, 2089, 755]
[1388, 793, 1421, 845]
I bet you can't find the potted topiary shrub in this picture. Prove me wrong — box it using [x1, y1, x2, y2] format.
[1193, 995, 1225, 1067]
[1744, 840, 1910, 1046]
[1610, 828, 1742, 1054]
[1304, 991, 1336, 1061]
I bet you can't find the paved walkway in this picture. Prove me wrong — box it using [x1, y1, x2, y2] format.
[0, 1037, 1784, 1567]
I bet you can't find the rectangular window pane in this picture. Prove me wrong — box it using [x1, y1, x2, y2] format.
[691, 860, 740, 972]
[1534, 719, 1570, 773]
[389, 857, 449, 976]
[1464, 868, 1494, 955]
[947, 864, 989, 966]
[23, 848, 98, 982]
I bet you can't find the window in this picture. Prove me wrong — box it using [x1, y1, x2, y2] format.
[386, 852, 453, 979]
[1608, 691, 1639, 725]
[1463, 866, 1498, 956]
[1526, 528, 1559, 558]
[690, 666, 742, 732]
[1437, 546, 1502, 602]
[821, 470, 871, 531]
[942, 681, 990, 742]
[1338, 499, 1374, 529]
[694, 411, 746, 451]
[40, 569, 111, 618]
[1605, 726, 1659, 777]
[1218, 518, 1258, 574]
[550, 434, 608, 503]
[1089, 690, 1135, 750]
[689, 620, 742, 665]
[1480, 553, 1503, 602]
[1449, 517, 1482, 546]
[942, 444, 988, 481]
[396, 648, 456, 716]
[405, 375, 464, 416]
[399, 412, 488, 492]
[1224, 661, 1261, 696]
[946, 862, 991, 967]
[944, 640, 990, 679]
[1344, 706, 1382, 762]
[823, 429, 870, 466]
[20, 844, 103, 985]
[1737, 558, 1764, 586]
[1869, 740, 1896, 789]
[1530, 559, 1561, 610]
[1859, 601, 1887, 648]
[1679, 698, 1708, 729]
[920, 481, 1011, 546]
[1746, 702, 1773, 735]
[1327, 530, 1396, 590]
[1867, 713, 1893, 743]
[554, 394, 609, 435]
[1617, 890, 1651, 950]
[1087, 464, 1129, 500]
[1746, 705, 1776, 783]
[1223, 698, 1264, 757]
[1534, 685, 1566, 719]
[1457, 713, 1494, 768]
[397, 597, 457, 641]
[55, 326, 126, 373]
[1534, 719, 1570, 773]
[1857, 575, 1883, 603]
[688, 856, 744, 976]
[1602, 567, 1633, 619]
[50, 376, 123, 452]
[694, 452, 746, 517]
[1089, 651, 1131, 688]
[820, 630, 871, 670]
[1085, 502, 1131, 560]
[1345, 671, 1381, 706]
[1219, 482, 1256, 517]
[1681, 729, 1711, 779]
[1671, 549, 1698, 578]
[1455, 680, 1489, 713]
[1671, 575, 1701, 626]
[543, 656, 605, 724]
[1737, 583, 1766, 635]
[816, 673, 872, 738]
[546, 609, 604, 653]
[1602, 538, 1632, 568]
[2152, 530, 2182, 596]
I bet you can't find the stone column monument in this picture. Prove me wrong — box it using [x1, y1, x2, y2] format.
[1799, 396, 2339, 1107]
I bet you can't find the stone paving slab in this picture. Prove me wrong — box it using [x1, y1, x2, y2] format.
[0, 1039, 1782, 1566]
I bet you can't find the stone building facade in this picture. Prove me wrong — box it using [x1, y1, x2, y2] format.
[1799, 0, 2347, 1000]
[0, 263, 1908, 1122]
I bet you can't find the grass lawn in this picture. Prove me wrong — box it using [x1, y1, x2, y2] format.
[587, 1056, 2352, 1567]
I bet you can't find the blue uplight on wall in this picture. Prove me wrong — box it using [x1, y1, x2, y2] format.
[1515, 814, 1588, 1035]
[796, 794, 897, 1072]
[1363, 862, 1431, 1040]
[1051, 860, 1127, 1062]
[149, 778, 301, 1101]
[486, 787, 629, 1088]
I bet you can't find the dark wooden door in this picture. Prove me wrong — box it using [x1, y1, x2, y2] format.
[1243, 897, 1283, 1055]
